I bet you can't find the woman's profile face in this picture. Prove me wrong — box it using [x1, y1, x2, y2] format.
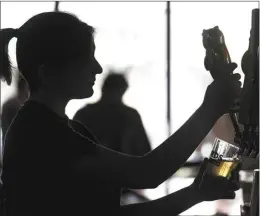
[41, 41, 103, 100]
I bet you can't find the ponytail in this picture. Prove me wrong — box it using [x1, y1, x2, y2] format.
[0, 28, 18, 85]
[1, 12, 95, 92]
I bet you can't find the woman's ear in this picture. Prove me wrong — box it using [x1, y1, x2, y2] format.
[37, 64, 47, 87]
[37, 65, 46, 84]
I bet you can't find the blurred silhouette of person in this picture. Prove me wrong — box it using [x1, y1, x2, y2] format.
[73, 72, 151, 156]
[1, 12, 241, 216]
[0, 74, 28, 192]
[1, 74, 29, 144]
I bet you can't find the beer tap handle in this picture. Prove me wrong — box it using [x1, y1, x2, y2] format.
[202, 26, 242, 149]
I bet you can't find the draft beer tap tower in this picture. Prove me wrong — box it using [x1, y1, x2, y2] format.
[202, 8, 259, 216]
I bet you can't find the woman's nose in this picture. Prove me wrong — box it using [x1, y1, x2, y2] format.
[95, 60, 103, 74]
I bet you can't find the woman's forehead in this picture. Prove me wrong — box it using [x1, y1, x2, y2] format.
[92, 39, 96, 52]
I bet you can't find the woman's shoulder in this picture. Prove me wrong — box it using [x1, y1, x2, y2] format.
[7, 101, 98, 154]
[13, 101, 57, 126]
[69, 119, 100, 144]
[8, 100, 70, 140]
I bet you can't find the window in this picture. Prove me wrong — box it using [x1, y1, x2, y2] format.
[59, 2, 168, 149]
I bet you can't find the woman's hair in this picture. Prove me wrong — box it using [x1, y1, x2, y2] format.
[0, 11, 94, 92]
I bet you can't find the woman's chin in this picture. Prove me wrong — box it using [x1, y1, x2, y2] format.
[82, 89, 94, 99]
[71, 88, 94, 99]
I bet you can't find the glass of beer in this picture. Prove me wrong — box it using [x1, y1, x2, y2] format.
[206, 138, 241, 179]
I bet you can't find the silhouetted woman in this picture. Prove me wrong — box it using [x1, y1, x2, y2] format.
[0, 12, 241, 216]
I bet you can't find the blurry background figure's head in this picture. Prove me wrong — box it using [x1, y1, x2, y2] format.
[101, 72, 128, 102]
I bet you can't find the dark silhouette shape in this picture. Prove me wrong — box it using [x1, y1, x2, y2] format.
[0, 11, 241, 216]
[74, 73, 151, 156]
[1, 75, 29, 144]
[0, 75, 28, 214]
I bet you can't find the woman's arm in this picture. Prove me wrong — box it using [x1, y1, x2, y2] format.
[76, 70, 240, 189]
[118, 158, 238, 216]
[118, 185, 200, 216]
[75, 103, 219, 189]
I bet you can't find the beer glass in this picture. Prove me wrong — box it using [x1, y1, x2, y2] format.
[206, 138, 241, 179]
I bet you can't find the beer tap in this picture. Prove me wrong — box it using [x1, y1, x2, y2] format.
[202, 26, 243, 149]
[239, 8, 259, 158]
[202, 7, 259, 158]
